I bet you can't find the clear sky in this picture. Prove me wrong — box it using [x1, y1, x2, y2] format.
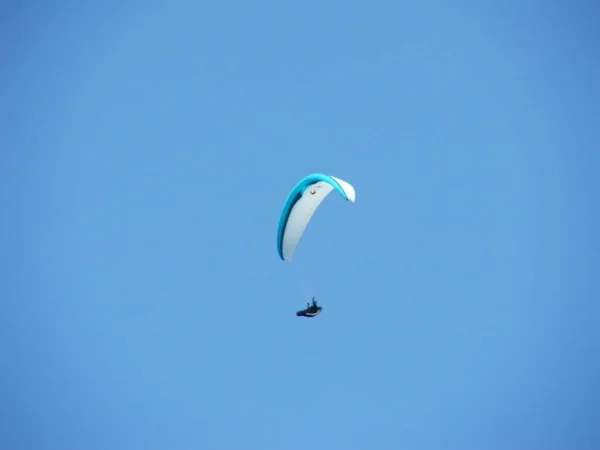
[2, 1, 599, 449]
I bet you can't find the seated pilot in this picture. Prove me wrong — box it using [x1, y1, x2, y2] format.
[296, 297, 322, 317]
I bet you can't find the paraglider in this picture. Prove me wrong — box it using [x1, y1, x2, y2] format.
[277, 173, 356, 317]
[296, 297, 322, 317]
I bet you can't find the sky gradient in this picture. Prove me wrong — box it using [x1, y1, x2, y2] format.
[2, 1, 599, 449]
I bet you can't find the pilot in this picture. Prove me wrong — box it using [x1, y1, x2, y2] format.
[296, 297, 322, 317]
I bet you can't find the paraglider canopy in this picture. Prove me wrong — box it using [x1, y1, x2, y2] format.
[277, 173, 356, 261]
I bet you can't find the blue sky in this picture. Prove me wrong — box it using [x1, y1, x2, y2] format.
[2, 1, 599, 449]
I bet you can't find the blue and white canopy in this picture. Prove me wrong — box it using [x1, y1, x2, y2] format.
[277, 173, 356, 261]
